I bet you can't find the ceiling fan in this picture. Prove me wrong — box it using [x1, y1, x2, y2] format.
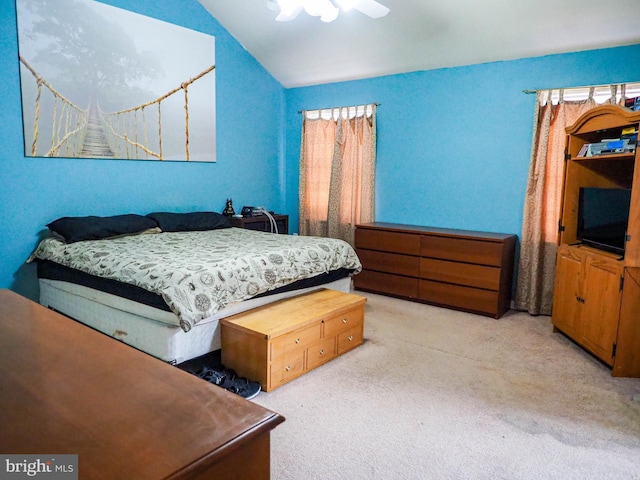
[267, 0, 390, 23]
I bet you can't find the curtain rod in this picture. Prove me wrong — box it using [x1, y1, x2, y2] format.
[523, 81, 639, 94]
[298, 102, 380, 114]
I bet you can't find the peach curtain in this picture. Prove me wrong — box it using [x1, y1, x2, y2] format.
[514, 92, 596, 315]
[299, 105, 376, 246]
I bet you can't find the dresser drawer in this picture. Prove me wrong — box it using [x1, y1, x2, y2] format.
[357, 249, 419, 277]
[356, 228, 420, 255]
[418, 279, 499, 315]
[419, 257, 501, 290]
[324, 305, 364, 338]
[420, 235, 504, 266]
[337, 324, 363, 354]
[354, 270, 418, 298]
[270, 323, 321, 361]
[270, 350, 305, 387]
[307, 337, 337, 370]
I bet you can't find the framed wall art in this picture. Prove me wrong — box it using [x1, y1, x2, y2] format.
[16, 0, 216, 162]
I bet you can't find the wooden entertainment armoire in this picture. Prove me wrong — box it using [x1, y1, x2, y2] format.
[552, 104, 640, 377]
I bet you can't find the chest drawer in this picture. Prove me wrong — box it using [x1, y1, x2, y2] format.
[307, 337, 338, 370]
[338, 324, 364, 354]
[353, 270, 418, 298]
[419, 279, 499, 316]
[356, 228, 420, 255]
[421, 235, 504, 266]
[419, 257, 501, 290]
[324, 305, 365, 338]
[270, 322, 322, 360]
[270, 350, 306, 387]
[357, 249, 419, 276]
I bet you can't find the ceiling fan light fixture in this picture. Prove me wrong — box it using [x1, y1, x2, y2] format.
[301, 0, 339, 22]
[277, 0, 303, 17]
[301, 0, 320, 16]
[334, 0, 355, 11]
[320, 4, 339, 22]
[270, 0, 388, 23]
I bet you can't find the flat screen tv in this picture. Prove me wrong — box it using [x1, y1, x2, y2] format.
[577, 187, 632, 255]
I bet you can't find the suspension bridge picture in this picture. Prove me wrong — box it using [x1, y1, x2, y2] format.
[16, 0, 216, 162]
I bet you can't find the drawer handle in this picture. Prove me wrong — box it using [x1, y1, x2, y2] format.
[285, 365, 291, 371]
[348, 335, 353, 341]
[342, 318, 348, 324]
[295, 338, 301, 344]
[319, 349, 325, 355]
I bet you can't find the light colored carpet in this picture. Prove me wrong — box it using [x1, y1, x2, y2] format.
[252, 291, 640, 480]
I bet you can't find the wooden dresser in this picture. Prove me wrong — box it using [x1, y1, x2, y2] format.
[0, 289, 284, 480]
[221, 289, 366, 391]
[354, 222, 517, 318]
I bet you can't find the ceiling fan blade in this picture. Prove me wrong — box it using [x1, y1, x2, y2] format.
[352, 0, 389, 18]
[276, 4, 303, 21]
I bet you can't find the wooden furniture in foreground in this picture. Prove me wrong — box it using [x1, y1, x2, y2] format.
[552, 105, 640, 377]
[230, 214, 289, 234]
[0, 289, 284, 480]
[353, 222, 516, 318]
[221, 289, 366, 392]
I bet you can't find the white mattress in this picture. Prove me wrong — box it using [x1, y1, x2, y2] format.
[39, 277, 351, 364]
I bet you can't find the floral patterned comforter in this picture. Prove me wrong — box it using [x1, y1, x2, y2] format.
[29, 228, 362, 332]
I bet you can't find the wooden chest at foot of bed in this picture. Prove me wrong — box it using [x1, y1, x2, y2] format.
[221, 289, 366, 392]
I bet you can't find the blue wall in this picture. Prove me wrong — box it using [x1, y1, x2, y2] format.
[0, 0, 285, 300]
[2, 0, 640, 302]
[283, 44, 640, 237]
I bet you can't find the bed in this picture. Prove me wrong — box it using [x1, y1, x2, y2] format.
[28, 212, 361, 364]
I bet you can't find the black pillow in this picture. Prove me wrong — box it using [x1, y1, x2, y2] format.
[146, 211, 231, 232]
[47, 214, 159, 243]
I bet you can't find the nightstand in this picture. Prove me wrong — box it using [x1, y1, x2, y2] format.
[230, 214, 289, 234]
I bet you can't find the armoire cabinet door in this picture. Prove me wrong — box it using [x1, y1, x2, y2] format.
[552, 245, 623, 367]
[580, 256, 623, 366]
[613, 267, 640, 376]
[551, 247, 584, 340]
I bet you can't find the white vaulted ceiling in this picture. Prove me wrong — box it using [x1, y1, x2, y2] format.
[198, 0, 640, 88]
